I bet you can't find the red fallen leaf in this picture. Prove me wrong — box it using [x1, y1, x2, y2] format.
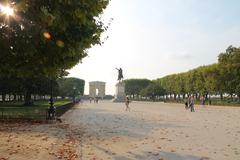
[69, 153, 78, 160]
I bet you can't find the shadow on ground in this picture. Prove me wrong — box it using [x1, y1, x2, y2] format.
[94, 144, 209, 160]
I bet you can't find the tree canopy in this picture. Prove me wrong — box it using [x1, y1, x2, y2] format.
[0, 1, 109, 105]
[0, 0, 109, 78]
[140, 82, 166, 100]
[124, 79, 152, 96]
[58, 77, 85, 99]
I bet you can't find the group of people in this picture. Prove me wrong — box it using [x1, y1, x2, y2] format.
[89, 97, 99, 103]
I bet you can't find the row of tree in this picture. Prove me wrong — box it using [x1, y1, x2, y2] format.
[0, 77, 85, 104]
[125, 46, 240, 101]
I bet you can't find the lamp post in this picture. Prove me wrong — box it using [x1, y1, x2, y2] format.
[48, 78, 55, 119]
[73, 86, 77, 103]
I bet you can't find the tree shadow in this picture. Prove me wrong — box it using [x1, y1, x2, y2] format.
[93, 145, 209, 160]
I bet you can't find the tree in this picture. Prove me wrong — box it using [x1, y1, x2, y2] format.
[58, 77, 85, 99]
[0, 1, 109, 104]
[218, 46, 240, 100]
[140, 83, 166, 101]
[124, 79, 152, 99]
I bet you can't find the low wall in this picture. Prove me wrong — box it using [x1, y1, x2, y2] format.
[55, 102, 74, 117]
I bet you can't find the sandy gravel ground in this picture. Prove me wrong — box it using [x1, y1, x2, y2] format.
[1, 101, 240, 160]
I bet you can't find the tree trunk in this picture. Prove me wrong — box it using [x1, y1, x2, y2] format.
[183, 94, 185, 99]
[24, 90, 32, 106]
[13, 94, 17, 101]
[208, 95, 211, 105]
[220, 93, 223, 101]
[205, 93, 208, 101]
[195, 93, 198, 100]
[20, 95, 23, 101]
[2, 94, 6, 102]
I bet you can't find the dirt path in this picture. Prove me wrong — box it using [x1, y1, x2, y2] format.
[62, 101, 240, 160]
[0, 101, 240, 160]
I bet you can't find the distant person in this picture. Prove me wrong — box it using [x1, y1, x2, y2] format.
[95, 97, 98, 103]
[79, 98, 83, 104]
[185, 97, 189, 110]
[189, 95, 195, 112]
[125, 96, 130, 111]
[90, 98, 92, 103]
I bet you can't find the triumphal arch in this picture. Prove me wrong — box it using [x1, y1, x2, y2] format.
[89, 81, 106, 99]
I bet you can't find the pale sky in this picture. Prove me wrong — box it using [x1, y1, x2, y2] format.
[68, 0, 240, 95]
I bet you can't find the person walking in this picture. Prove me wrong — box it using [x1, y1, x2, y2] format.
[125, 96, 130, 111]
[185, 96, 189, 110]
[189, 95, 195, 112]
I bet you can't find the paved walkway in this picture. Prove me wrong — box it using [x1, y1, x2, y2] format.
[61, 101, 240, 160]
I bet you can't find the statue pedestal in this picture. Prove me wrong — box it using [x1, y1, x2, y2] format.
[113, 82, 126, 102]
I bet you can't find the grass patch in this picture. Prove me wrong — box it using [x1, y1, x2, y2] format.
[0, 100, 72, 120]
[0, 100, 71, 108]
[209, 100, 240, 107]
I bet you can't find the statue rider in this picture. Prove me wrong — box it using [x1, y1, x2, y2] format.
[116, 67, 123, 81]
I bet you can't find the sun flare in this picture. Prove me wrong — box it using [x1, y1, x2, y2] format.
[0, 4, 14, 16]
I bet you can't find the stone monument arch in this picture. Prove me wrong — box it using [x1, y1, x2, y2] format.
[89, 81, 106, 99]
